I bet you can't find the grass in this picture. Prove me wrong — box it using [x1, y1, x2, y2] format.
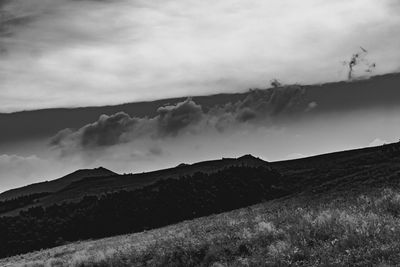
[3, 186, 400, 266]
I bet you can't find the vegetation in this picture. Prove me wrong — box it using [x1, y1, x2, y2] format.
[0, 166, 286, 259]
[1, 142, 400, 265]
[3, 187, 400, 266]
[0, 192, 50, 214]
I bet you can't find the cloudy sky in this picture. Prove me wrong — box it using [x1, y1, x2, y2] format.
[0, 0, 400, 193]
[1, 0, 400, 112]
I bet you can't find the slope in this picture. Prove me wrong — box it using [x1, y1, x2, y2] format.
[1, 142, 400, 260]
[0, 167, 117, 201]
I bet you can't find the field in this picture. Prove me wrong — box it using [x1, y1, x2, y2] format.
[3, 185, 400, 266]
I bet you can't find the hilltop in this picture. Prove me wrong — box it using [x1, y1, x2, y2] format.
[0, 167, 116, 201]
[0, 155, 268, 216]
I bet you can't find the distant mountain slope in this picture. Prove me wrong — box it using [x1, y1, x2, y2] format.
[0, 155, 269, 215]
[271, 142, 400, 194]
[36, 155, 270, 206]
[0, 165, 285, 258]
[0, 167, 116, 201]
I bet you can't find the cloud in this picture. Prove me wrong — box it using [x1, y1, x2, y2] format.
[1, 0, 400, 112]
[285, 153, 306, 160]
[368, 138, 387, 147]
[50, 87, 311, 154]
[50, 112, 143, 149]
[157, 99, 203, 136]
[209, 85, 308, 130]
[306, 101, 318, 112]
[50, 98, 205, 153]
[0, 154, 47, 191]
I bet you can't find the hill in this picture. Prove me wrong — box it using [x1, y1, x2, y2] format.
[271, 142, 400, 194]
[0, 155, 269, 216]
[2, 156, 400, 266]
[0, 167, 116, 201]
[42, 154, 269, 205]
[1, 142, 400, 263]
[0, 165, 285, 258]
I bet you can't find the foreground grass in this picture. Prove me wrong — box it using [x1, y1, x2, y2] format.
[3, 187, 400, 266]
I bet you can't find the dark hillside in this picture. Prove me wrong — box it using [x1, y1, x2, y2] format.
[0, 155, 269, 215]
[0, 167, 116, 201]
[0, 166, 285, 258]
[41, 155, 268, 205]
[271, 142, 400, 195]
[2, 142, 400, 259]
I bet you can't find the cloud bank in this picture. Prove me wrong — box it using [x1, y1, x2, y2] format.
[1, 0, 400, 112]
[50, 86, 312, 154]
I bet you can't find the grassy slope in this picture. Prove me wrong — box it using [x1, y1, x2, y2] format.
[2, 144, 400, 266]
[3, 186, 400, 267]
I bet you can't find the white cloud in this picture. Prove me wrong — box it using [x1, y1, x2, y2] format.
[0, 153, 86, 193]
[0, 0, 399, 112]
[368, 138, 387, 147]
[0, 154, 47, 191]
[285, 153, 306, 160]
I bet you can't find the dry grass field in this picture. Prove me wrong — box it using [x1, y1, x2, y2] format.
[3, 186, 400, 266]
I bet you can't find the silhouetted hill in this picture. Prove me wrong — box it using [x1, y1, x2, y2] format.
[0, 155, 269, 215]
[39, 155, 269, 205]
[0, 167, 116, 201]
[272, 141, 400, 195]
[0, 165, 284, 258]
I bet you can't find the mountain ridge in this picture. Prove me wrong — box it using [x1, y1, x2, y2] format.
[0, 154, 269, 214]
[0, 167, 117, 201]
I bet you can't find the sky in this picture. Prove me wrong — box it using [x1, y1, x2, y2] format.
[0, 0, 400, 112]
[0, 0, 400, 193]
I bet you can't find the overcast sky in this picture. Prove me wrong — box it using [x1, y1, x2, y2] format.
[1, 0, 400, 193]
[1, 0, 400, 112]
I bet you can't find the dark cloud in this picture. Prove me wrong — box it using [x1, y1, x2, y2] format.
[50, 86, 310, 154]
[50, 128, 75, 147]
[78, 112, 139, 147]
[50, 99, 205, 154]
[0, 1, 35, 53]
[157, 99, 203, 136]
[210, 85, 308, 129]
[50, 112, 142, 150]
[235, 108, 257, 122]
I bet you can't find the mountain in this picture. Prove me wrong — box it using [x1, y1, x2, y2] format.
[271, 141, 400, 195]
[1, 142, 400, 261]
[0, 155, 268, 216]
[0, 167, 116, 201]
[44, 154, 268, 204]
